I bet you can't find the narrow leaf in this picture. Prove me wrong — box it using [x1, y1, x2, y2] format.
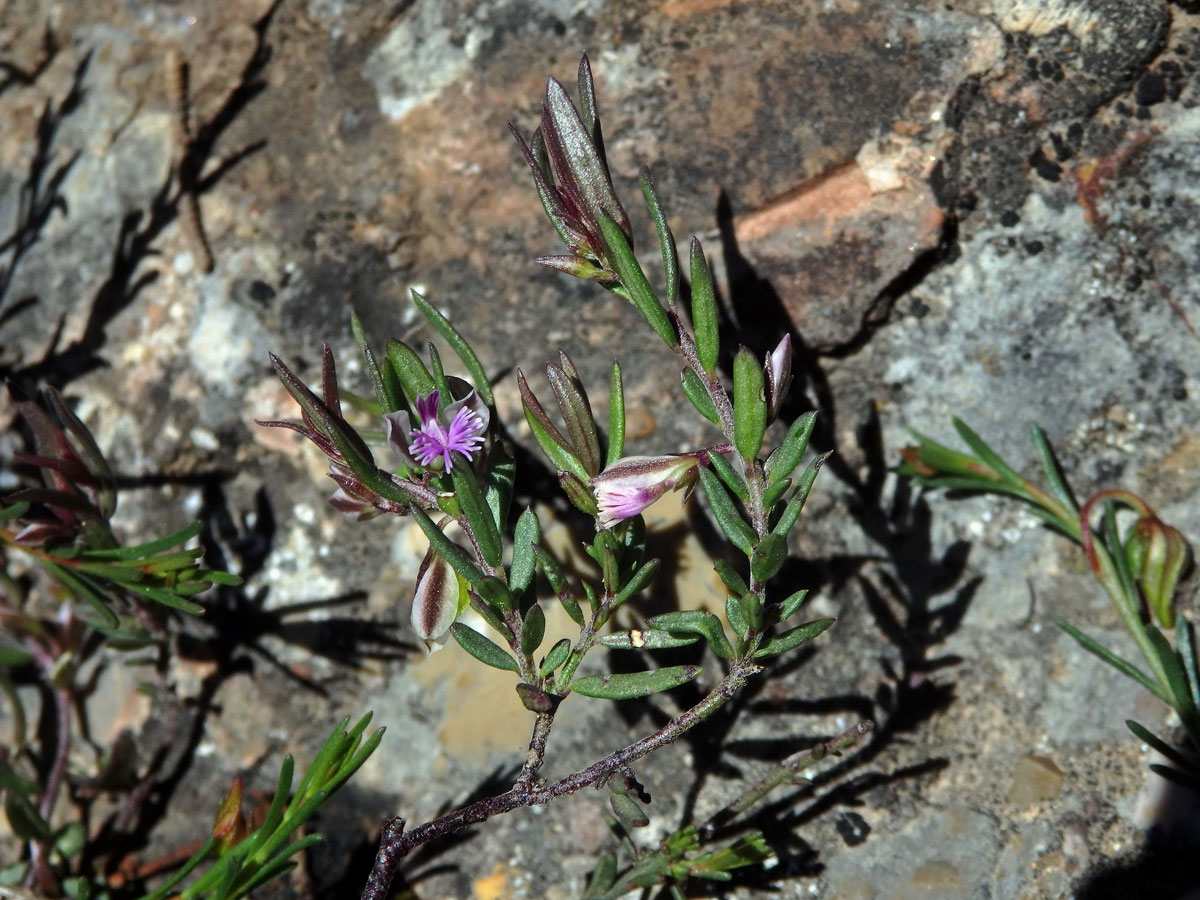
[681, 368, 721, 425]
[451, 624, 519, 672]
[606, 362, 625, 467]
[540, 638, 571, 676]
[639, 169, 678, 304]
[750, 534, 787, 584]
[713, 559, 747, 596]
[601, 629, 700, 651]
[449, 457, 503, 568]
[571, 664, 700, 700]
[649, 609, 734, 659]
[689, 238, 719, 374]
[614, 558, 660, 607]
[518, 368, 590, 482]
[521, 603, 547, 656]
[708, 449, 748, 501]
[771, 453, 828, 537]
[765, 411, 817, 485]
[410, 506, 485, 590]
[510, 508, 541, 593]
[385, 339, 437, 406]
[951, 418, 1025, 486]
[1056, 619, 1165, 700]
[410, 291, 495, 407]
[733, 347, 767, 461]
[754, 618, 835, 658]
[779, 589, 810, 620]
[546, 359, 603, 477]
[598, 213, 678, 347]
[697, 467, 755, 555]
[1028, 423, 1078, 515]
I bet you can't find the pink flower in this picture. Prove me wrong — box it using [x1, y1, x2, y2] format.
[387, 388, 487, 473]
[589, 453, 704, 529]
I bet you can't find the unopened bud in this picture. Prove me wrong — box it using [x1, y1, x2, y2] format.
[1125, 515, 1191, 628]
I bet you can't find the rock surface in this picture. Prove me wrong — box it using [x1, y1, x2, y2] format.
[1, 0, 1198, 897]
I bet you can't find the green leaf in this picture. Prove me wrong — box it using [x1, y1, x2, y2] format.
[83, 521, 202, 561]
[610, 789, 650, 829]
[475, 576, 515, 615]
[1178, 617, 1200, 711]
[614, 559, 660, 607]
[4, 789, 51, 841]
[546, 356, 603, 477]
[606, 362, 625, 467]
[449, 457, 503, 568]
[765, 411, 817, 485]
[560, 470, 600, 517]
[732, 347, 767, 461]
[601, 629, 700, 651]
[0, 501, 30, 521]
[725, 594, 749, 637]
[779, 589, 810, 620]
[708, 449, 748, 501]
[521, 603, 546, 656]
[754, 618, 835, 658]
[1028, 423, 1078, 515]
[484, 447, 516, 537]
[639, 169, 678, 304]
[386, 339, 437, 406]
[540, 638, 571, 676]
[532, 545, 584, 624]
[771, 453, 828, 537]
[697, 468, 755, 555]
[1127, 719, 1200, 774]
[42, 562, 119, 627]
[689, 238, 719, 375]
[1056, 620, 1165, 700]
[597, 213, 678, 347]
[0, 642, 34, 667]
[1146, 625, 1194, 714]
[750, 534, 788, 583]
[681, 368, 721, 425]
[410, 290, 495, 407]
[510, 508, 541, 593]
[517, 368, 590, 482]
[571, 664, 700, 700]
[713, 559, 748, 596]
[451, 624, 519, 672]
[762, 476, 791, 510]
[585, 853, 618, 899]
[951, 418, 1024, 487]
[649, 610, 734, 659]
[410, 506, 485, 591]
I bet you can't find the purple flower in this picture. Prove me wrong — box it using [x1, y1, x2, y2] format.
[411, 549, 464, 643]
[590, 453, 705, 530]
[402, 390, 486, 472]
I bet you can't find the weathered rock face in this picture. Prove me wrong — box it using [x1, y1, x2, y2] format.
[1, 0, 1198, 897]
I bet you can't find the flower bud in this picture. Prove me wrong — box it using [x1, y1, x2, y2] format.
[589, 453, 704, 529]
[212, 777, 248, 852]
[1125, 515, 1191, 628]
[764, 334, 794, 421]
[411, 550, 466, 643]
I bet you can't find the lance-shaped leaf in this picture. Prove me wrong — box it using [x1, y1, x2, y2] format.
[733, 347, 767, 461]
[649, 610, 734, 659]
[771, 453, 828, 537]
[750, 534, 787, 583]
[540, 638, 571, 676]
[697, 467, 755, 555]
[571, 664, 700, 700]
[607, 361, 625, 466]
[410, 290, 495, 407]
[449, 453, 503, 568]
[451, 623, 519, 672]
[520, 603, 547, 656]
[485, 444, 516, 534]
[681, 367, 721, 425]
[509, 508, 541, 594]
[779, 589, 810, 621]
[765, 411, 817, 485]
[725, 594, 750, 638]
[386, 338, 438, 407]
[517, 368, 590, 482]
[546, 353, 603, 477]
[689, 238, 720, 375]
[410, 506, 485, 591]
[714, 559, 748, 596]
[707, 448, 748, 501]
[601, 628, 700, 650]
[598, 213, 679, 348]
[639, 169, 678, 304]
[613, 558, 660, 607]
[532, 544, 584, 624]
[754, 618, 835, 658]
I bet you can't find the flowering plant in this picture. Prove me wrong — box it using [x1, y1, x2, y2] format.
[259, 56, 865, 898]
